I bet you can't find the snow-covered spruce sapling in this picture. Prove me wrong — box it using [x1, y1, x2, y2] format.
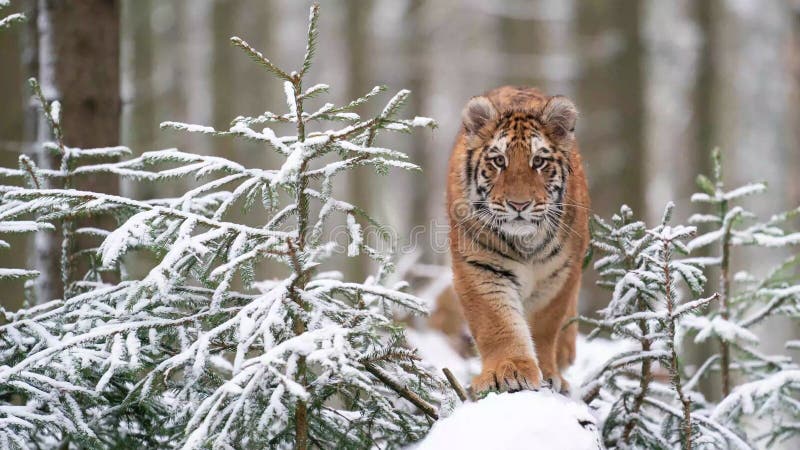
[0, 3, 450, 448]
[2, 83, 161, 448]
[581, 204, 748, 450]
[686, 148, 800, 445]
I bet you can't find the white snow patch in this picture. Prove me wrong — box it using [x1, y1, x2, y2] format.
[405, 329, 479, 383]
[415, 391, 602, 450]
[410, 116, 436, 127]
[50, 100, 61, 125]
[566, 335, 636, 387]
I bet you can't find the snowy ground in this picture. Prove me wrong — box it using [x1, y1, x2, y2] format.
[414, 390, 602, 450]
[406, 330, 631, 449]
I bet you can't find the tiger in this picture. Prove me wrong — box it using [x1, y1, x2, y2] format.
[446, 86, 590, 394]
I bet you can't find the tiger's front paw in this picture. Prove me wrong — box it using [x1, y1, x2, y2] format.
[545, 374, 571, 395]
[541, 365, 570, 395]
[472, 357, 542, 394]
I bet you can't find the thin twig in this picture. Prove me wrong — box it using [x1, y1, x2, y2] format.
[442, 368, 469, 402]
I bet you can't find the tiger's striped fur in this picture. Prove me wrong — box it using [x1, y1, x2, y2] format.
[447, 86, 590, 393]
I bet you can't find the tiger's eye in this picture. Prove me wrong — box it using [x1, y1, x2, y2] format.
[491, 155, 506, 169]
[532, 155, 545, 168]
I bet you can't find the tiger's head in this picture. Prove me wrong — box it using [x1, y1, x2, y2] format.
[460, 94, 578, 237]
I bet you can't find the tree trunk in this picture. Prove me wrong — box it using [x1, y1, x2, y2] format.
[498, 0, 577, 96]
[121, 0, 155, 162]
[181, 0, 212, 157]
[792, 9, 800, 208]
[688, 0, 719, 400]
[403, 0, 432, 262]
[344, 0, 373, 281]
[34, 0, 121, 302]
[575, 0, 645, 315]
[641, 0, 700, 224]
[712, 0, 796, 382]
[612, 0, 646, 219]
[0, 0, 27, 308]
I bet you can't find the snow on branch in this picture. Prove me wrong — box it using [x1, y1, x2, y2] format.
[580, 203, 748, 449]
[0, 3, 447, 448]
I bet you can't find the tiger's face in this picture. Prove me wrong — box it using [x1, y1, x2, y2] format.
[461, 96, 577, 238]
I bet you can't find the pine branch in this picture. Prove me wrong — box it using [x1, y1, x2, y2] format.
[230, 37, 291, 82]
[300, 3, 320, 77]
[364, 362, 438, 420]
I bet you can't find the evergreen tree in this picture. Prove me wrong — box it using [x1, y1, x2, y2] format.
[583, 149, 800, 448]
[582, 203, 749, 449]
[0, 4, 449, 448]
[686, 149, 800, 447]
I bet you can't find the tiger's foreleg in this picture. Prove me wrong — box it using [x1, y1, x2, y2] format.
[529, 264, 581, 393]
[453, 258, 542, 393]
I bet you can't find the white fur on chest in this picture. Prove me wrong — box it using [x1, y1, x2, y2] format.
[508, 251, 571, 313]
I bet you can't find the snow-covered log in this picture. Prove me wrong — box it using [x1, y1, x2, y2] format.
[416, 391, 603, 450]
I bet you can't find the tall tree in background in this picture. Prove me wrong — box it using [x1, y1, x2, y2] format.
[641, 0, 700, 223]
[713, 0, 797, 367]
[576, 1, 645, 219]
[497, 0, 576, 96]
[180, 0, 212, 159]
[212, 0, 273, 169]
[575, 1, 646, 314]
[34, 0, 120, 302]
[122, 0, 154, 158]
[0, 0, 25, 306]
[403, 0, 433, 262]
[345, 0, 373, 281]
[794, 8, 800, 208]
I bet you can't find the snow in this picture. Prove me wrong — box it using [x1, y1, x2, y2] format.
[0, 221, 53, 233]
[713, 370, 800, 420]
[410, 116, 436, 128]
[0, 12, 24, 29]
[274, 142, 308, 184]
[684, 315, 759, 344]
[283, 81, 297, 115]
[49, 100, 60, 125]
[565, 335, 636, 387]
[0, 5, 447, 445]
[0, 268, 40, 279]
[406, 329, 479, 383]
[415, 391, 602, 450]
[160, 121, 217, 134]
[723, 182, 766, 200]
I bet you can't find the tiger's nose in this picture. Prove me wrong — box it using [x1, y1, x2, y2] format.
[507, 200, 532, 212]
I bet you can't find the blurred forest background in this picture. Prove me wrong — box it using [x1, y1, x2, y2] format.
[1, 0, 799, 386]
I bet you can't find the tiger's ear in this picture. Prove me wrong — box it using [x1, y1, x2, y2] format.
[462, 96, 498, 135]
[541, 95, 577, 144]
